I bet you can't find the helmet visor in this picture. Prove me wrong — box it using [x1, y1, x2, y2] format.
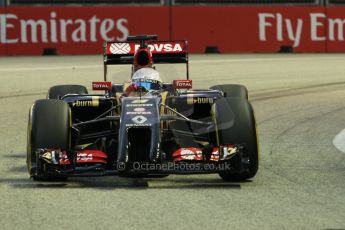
[134, 81, 161, 91]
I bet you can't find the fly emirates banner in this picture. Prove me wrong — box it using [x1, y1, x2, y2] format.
[0, 6, 345, 55]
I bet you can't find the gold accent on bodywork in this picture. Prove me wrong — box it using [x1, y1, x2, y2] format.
[194, 140, 209, 146]
[92, 96, 100, 107]
[160, 91, 169, 130]
[160, 92, 169, 115]
[253, 110, 260, 162]
[211, 104, 220, 146]
[187, 96, 194, 105]
[75, 143, 93, 150]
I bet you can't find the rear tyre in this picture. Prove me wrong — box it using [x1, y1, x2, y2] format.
[213, 97, 258, 181]
[27, 99, 71, 180]
[47, 85, 88, 99]
[210, 84, 248, 99]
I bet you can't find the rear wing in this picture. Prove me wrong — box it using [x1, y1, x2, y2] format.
[103, 40, 189, 80]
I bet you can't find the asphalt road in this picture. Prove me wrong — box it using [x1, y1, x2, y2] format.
[1, 54, 345, 230]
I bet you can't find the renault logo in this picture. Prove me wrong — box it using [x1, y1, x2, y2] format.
[132, 115, 147, 124]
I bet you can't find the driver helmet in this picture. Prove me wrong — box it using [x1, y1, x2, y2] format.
[125, 68, 163, 96]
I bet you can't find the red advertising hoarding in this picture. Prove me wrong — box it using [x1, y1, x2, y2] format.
[0, 7, 6, 55]
[1, 6, 170, 55]
[1, 6, 345, 55]
[325, 7, 345, 53]
[171, 6, 326, 53]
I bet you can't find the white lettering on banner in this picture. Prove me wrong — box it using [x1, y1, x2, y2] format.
[258, 12, 345, 46]
[286, 18, 303, 47]
[50, 12, 58, 43]
[258, 13, 275, 41]
[0, 14, 18, 44]
[258, 13, 303, 48]
[72, 19, 87, 42]
[60, 19, 73, 42]
[0, 11, 129, 44]
[328, 18, 345, 41]
[116, 18, 129, 42]
[101, 18, 115, 41]
[89, 15, 100, 42]
[310, 13, 326, 41]
[21, 19, 48, 43]
[277, 13, 283, 41]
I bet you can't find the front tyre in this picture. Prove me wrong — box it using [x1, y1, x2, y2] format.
[47, 85, 88, 99]
[213, 97, 258, 181]
[27, 99, 71, 180]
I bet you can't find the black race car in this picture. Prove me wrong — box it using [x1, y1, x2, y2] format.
[27, 35, 259, 181]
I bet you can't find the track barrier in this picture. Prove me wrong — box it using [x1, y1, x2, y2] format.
[0, 6, 345, 55]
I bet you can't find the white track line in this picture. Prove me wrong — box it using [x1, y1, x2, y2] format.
[190, 56, 345, 64]
[0, 65, 102, 72]
[333, 129, 345, 153]
[0, 56, 344, 72]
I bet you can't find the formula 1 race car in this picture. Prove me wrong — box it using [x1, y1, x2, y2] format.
[26, 35, 259, 181]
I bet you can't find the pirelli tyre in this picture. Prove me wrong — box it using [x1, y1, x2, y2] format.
[210, 84, 248, 99]
[213, 97, 258, 181]
[47, 85, 88, 99]
[27, 99, 71, 180]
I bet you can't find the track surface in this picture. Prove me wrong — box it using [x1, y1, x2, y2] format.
[1, 54, 345, 230]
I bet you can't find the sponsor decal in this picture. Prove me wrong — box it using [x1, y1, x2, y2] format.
[187, 97, 214, 105]
[134, 107, 146, 112]
[210, 148, 220, 161]
[126, 111, 152, 115]
[126, 103, 153, 107]
[73, 101, 93, 107]
[77, 153, 93, 161]
[59, 150, 108, 164]
[42, 151, 52, 161]
[134, 43, 183, 53]
[173, 80, 192, 89]
[131, 99, 149, 103]
[221, 145, 238, 160]
[131, 115, 147, 124]
[107, 42, 185, 55]
[92, 81, 112, 90]
[61, 153, 93, 162]
[72, 96, 99, 107]
[126, 123, 151, 127]
[173, 148, 203, 161]
[110, 43, 130, 54]
[180, 149, 197, 160]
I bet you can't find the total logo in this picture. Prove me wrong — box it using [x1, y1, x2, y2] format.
[173, 80, 192, 89]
